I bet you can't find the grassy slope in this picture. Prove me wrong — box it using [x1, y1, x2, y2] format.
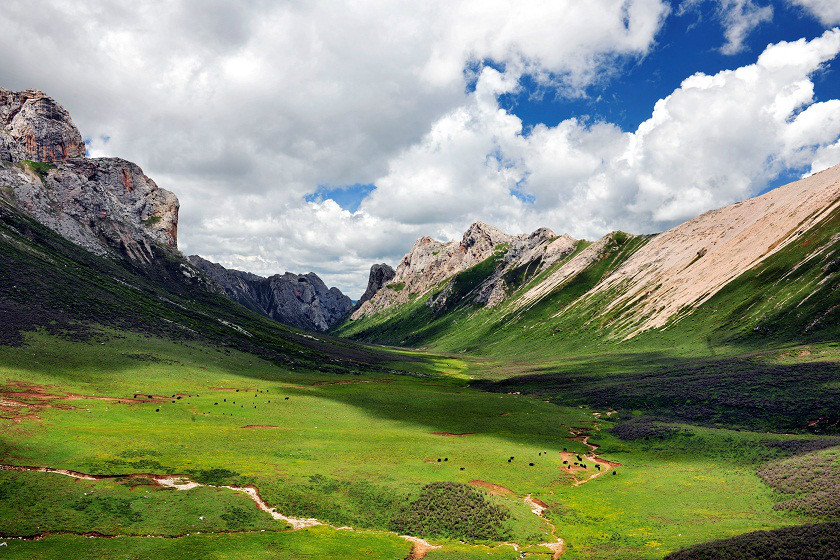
[335, 205, 840, 360]
[0, 197, 397, 371]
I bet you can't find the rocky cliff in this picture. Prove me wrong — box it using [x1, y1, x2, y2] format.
[354, 263, 396, 311]
[351, 221, 577, 319]
[0, 88, 178, 263]
[188, 256, 353, 332]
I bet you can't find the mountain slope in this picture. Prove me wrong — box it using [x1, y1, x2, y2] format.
[0, 87, 403, 370]
[335, 166, 840, 355]
[188, 256, 353, 332]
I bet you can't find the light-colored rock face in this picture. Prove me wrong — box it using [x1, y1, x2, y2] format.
[351, 221, 578, 319]
[1, 88, 85, 162]
[0, 88, 179, 263]
[587, 164, 840, 336]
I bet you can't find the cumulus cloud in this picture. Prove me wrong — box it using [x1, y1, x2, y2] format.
[352, 28, 840, 273]
[0, 0, 669, 295]
[1, 3, 839, 298]
[789, 0, 840, 25]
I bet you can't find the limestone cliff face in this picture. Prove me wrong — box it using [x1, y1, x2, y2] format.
[1, 88, 85, 162]
[351, 221, 577, 319]
[188, 256, 353, 332]
[0, 88, 178, 263]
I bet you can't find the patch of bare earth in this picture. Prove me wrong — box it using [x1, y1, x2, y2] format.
[469, 480, 514, 496]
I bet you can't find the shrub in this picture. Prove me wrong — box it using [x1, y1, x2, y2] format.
[664, 522, 840, 560]
[389, 481, 509, 541]
[756, 448, 840, 518]
[610, 416, 680, 440]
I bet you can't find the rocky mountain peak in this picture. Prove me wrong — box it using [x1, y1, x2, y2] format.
[351, 221, 578, 319]
[460, 221, 509, 249]
[1, 88, 85, 162]
[355, 263, 396, 311]
[187, 256, 353, 332]
[0, 87, 179, 263]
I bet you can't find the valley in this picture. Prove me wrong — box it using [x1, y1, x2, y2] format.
[1, 329, 837, 559]
[0, 86, 837, 559]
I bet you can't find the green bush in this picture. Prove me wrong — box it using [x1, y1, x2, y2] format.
[389, 482, 509, 542]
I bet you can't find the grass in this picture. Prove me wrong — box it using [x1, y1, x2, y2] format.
[1, 330, 836, 558]
[0, 178, 837, 557]
[20, 160, 56, 182]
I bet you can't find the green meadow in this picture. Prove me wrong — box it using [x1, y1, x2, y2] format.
[1, 330, 835, 559]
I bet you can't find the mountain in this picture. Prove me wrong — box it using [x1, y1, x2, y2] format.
[351, 221, 577, 319]
[354, 263, 396, 312]
[0, 88, 178, 264]
[0, 87, 357, 335]
[187, 256, 353, 332]
[334, 166, 840, 354]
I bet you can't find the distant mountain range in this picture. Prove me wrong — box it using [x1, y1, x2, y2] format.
[1, 86, 838, 351]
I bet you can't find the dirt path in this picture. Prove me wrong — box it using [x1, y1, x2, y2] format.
[0, 465, 444, 557]
[1, 463, 578, 558]
[567, 432, 621, 487]
[400, 535, 441, 559]
[524, 494, 564, 558]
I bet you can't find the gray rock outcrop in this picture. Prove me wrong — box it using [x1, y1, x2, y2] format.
[0, 87, 178, 263]
[188, 256, 353, 332]
[354, 263, 396, 311]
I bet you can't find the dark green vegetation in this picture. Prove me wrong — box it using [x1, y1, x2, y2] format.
[20, 160, 55, 181]
[664, 522, 840, 560]
[0, 469, 280, 537]
[476, 355, 840, 433]
[390, 482, 509, 541]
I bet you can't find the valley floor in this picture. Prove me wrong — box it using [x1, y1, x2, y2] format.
[0, 330, 837, 559]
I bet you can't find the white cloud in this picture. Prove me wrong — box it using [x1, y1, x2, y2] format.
[788, 0, 840, 25]
[679, 0, 774, 55]
[352, 28, 840, 267]
[2, 3, 839, 298]
[0, 0, 669, 295]
[718, 0, 774, 55]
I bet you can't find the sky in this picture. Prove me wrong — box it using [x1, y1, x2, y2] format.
[2, 0, 840, 297]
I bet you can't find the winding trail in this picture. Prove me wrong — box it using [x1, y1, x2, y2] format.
[1, 458, 625, 559]
[0, 465, 445, 559]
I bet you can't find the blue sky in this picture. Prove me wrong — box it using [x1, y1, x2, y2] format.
[317, 0, 840, 213]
